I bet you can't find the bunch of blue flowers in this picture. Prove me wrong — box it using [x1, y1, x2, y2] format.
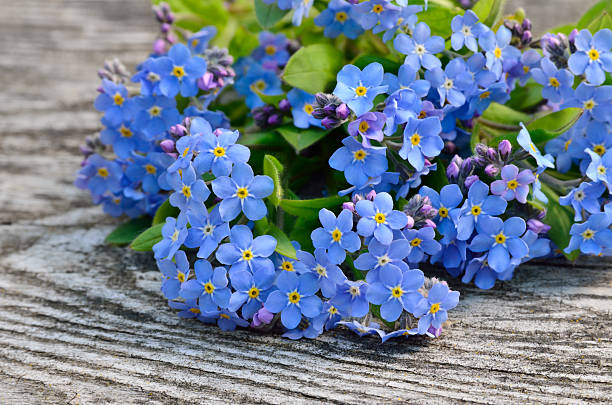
[76, 0, 612, 341]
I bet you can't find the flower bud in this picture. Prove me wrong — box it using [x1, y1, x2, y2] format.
[321, 117, 339, 129]
[464, 175, 479, 189]
[169, 124, 187, 138]
[446, 162, 460, 180]
[153, 39, 166, 55]
[267, 114, 282, 126]
[461, 157, 474, 174]
[160, 139, 175, 153]
[366, 190, 377, 201]
[498, 139, 512, 159]
[251, 308, 274, 327]
[405, 216, 415, 229]
[527, 218, 551, 234]
[352, 194, 363, 204]
[278, 98, 291, 112]
[424, 219, 437, 229]
[342, 202, 355, 212]
[484, 164, 499, 177]
[486, 147, 498, 162]
[427, 325, 442, 338]
[475, 143, 488, 157]
[336, 103, 350, 120]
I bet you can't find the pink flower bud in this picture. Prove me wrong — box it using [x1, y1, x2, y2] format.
[342, 202, 355, 212]
[366, 190, 377, 201]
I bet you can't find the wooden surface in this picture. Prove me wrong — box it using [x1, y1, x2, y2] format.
[0, 1, 611, 403]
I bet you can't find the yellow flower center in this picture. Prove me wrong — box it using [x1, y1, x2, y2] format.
[358, 121, 369, 132]
[584, 99, 596, 110]
[355, 85, 367, 96]
[189, 307, 201, 314]
[439, 207, 448, 218]
[177, 272, 186, 283]
[507, 179, 518, 190]
[589, 48, 600, 61]
[281, 261, 294, 272]
[349, 285, 360, 297]
[597, 165, 606, 175]
[251, 80, 266, 92]
[242, 249, 253, 261]
[149, 106, 161, 117]
[430, 303, 440, 314]
[581, 229, 595, 239]
[523, 65, 530, 73]
[315, 264, 327, 277]
[171, 230, 180, 242]
[332, 228, 342, 242]
[353, 149, 367, 161]
[172, 65, 185, 78]
[113, 92, 125, 106]
[236, 187, 249, 199]
[479, 91, 491, 99]
[335, 11, 348, 22]
[372, 4, 384, 13]
[213, 146, 226, 157]
[304, 103, 314, 115]
[549, 77, 560, 88]
[374, 213, 386, 224]
[328, 305, 338, 314]
[182, 185, 191, 198]
[248, 287, 260, 299]
[182, 147, 190, 158]
[418, 110, 427, 119]
[391, 286, 404, 298]
[220, 313, 230, 319]
[594, 144, 606, 156]
[119, 126, 132, 138]
[495, 232, 506, 244]
[288, 291, 301, 304]
[564, 139, 572, 151]
[471, 205, 481, 216]
[410, 133, 421, 146]
[265, 45, 276, 55]
[97, 167, 109, 178]
[145, 164, 157, 174]
[494, 47, 502, 59]
[411, 238, 422, 247]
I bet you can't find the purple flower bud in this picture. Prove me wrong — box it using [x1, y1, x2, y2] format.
[169, 124, 187, 138]
[197, 72, 216, 91]
[420, 204, 434, 215]
[451, 154, 463, 167]
[568, 29, 578, 53]
[464, 175, 479, 189]
[484, 164, 499, 177]
[366, 190, 377, 201]
[323, 104, 336, 115]
[321, 117, 339, 129]
[537, 209, 547, 220]
[161, 23, 171, 33]
[342, 202, 355, 212]
[473, 156, 487, 167]
[423, 219, 437, 229]
[267, 114, 282, 126]
[160, 139, 175, 153]
[475, 143, 488, 157]
[446, 162, 460, 180]
[522, 18, 532, 31]
[444, 141, 457, 154]
[278, 98, 291, 112]
[486, 147, 498, 162]
[522, 30, 532, 45]
[346, 0, 359, 4]
[405, 216, 415, 229]
[251, 308, 274, 327]
[461, 157, 474, 174]
[336, 103, 350, 120]
[263, 105, 275, 114]
[527, 218, 551, 234]
[498, 139, 512, 159]
[214, 128, 223, 136]
[153, 39, 166, 55]
[427, 325, 442, 338]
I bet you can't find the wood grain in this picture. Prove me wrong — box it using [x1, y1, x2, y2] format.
[0, 1, 610, 404]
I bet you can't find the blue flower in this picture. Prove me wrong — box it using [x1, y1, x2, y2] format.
[517, 49, 543, 86]
[131, 57, 166, 96]
[333, 62, 388, 116]
[531, 57, 574, 102]
[337, 320, 386, 338]
[187, 26, 217, 53]
[185, 205, 230, 258]
[565, 212, 612, 255]
[399, 117, 443, 171]
[379, 5, 421, 42]
[382, 89, 421, 136]
[348, 112, 386, 147]
[157, 250, 190, 299]
[560, 181, 606, 221]
[569, 121, 612, 172]
[545, 127, 578, 173]
[158, 43, 207, 97]
[75, 154, 123, 196]
[381, 328, 419, 342]
[450, 10, 485, 52]
[383, 64, 431, 98]
[355, 192, 408, 245]
[457, 180, 507, 241]
[311, 208, 361, 264]
[282, 317, 324, 340]
[354, 238, 411, 283]
[314, 0, 364, 40]
[296, 248, 347, 298]
[330, 280, 369, 317]
[413, 282, 459, 334]
[234, 63, 283, 109]
[193, 128, 250, 177]
[469, 215, 528, 272]
[99, 120, 150, 159]
[94, 79, 135, 127]
[353, 0, 399, 30]
[418, 184, 463, 241]
[478, 26, 520, 79]
[585, 149, 612, 190]
[366, 266, 424, 322]
[216, 224, 276, 277]
[124, 152, 171, 194]
[568, 28, 612, 85]
[402, 226, 441, 263]
[180, 260, 231, 312]
[490, 164, 535, 204]
[431, 229, 467, 271]
[153, 215, 188, 260]
[562, 82, 612, 127]
[394, 22, 444, 71]
[264, 272, 322, 329]
[312, 301, 344, 331]
[290, 0, 314, 26]
[167, 164, 211, 212]
[199, 309, 249, 331]
[212, 163, 274, 221]
[133, 95, 181, 139]
[167, 135, 202, 174]
[461, 256, 504, 290]
[252, 32, 290, 69]
[425, 59, 472, 107]
[517, 123, 555, 169]
[329, 136, 388, 188]
[228, 269, 275, 319]
[286, 89, 322, 129]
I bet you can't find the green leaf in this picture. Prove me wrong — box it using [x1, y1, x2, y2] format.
[506, 82, 544, 111]
[155, 0, 229, 32]
[276, 125, 330, 153]
[540, 185, 580, 261]
[254, 218, 297, 259]
[263, 154, 284, 207]
[352, 55, 401, 74]
[481, 102, 531, 125]
[548, 24, 577, 35]
[472, 0, 506, 27]
[130, 223, 164, 252]
[254, 0, 287, 29]
[253, 88, 286, 106]
[421, 158, 449, 189]
[239, 129, 282, 148]
[288, 217, 318, 251]
[105, 216, 152, 246]
[282, 44, 344, 94]
[417, 3, 458, 37]
[153, 199, 180, 225]
[526, 107, 583, 139]
[280, 195, 347, 218]
[577, 0, 612, 29]
[587, 11, 612, 31]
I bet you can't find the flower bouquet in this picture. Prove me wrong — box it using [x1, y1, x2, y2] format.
[75, 0, 612, 341]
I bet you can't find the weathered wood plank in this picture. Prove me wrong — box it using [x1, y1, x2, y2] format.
[0, 0, 610, 404]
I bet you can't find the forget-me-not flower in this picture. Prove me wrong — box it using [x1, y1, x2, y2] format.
[367, 267, 424, 322]
[264, 272, 322, 329]
[469, 215, 528, 272]
[399, 117, 444, 171]
[185, 205, 230, 258]
[565, 212, 612, 255]
[153, 214, 188, 260]
[216, 224, 277, 277]
[394, 22, 444, 71]
[568, 28, 612, 85]
[158, 43, 207, 97]
[296, 249, 347, 298]
[450, 10, 485, 52]
[413, 282, 459, 335]
[180, 260, 231, 313]
[228, 269, 275, 319]
[333, 62, 388, 116]
[355, 192, 408, 245]
[490, 164, 535, 204]
[329, 136, 388, 188]
[314, 0, 364, 39]
[457, 180, 507, 240]
[311, 208, 360, 264]
[157, 250, 190, 300]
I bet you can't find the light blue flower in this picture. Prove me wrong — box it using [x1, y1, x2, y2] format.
[167, 164, 210, 212]
[413, 282, 459, 334]
[153, 215, 188, 260]
[379, 5, 421, 42]
[355, 192, 408, 244]
[353, 0, 399, 30]
[287, 88, 322, 129]
[75, 154, 123, 196]
[531, 57, 574, 102]
[354, 238, 411, 283]
[450, 10, 485, 52]
[158, 43, 207, 97]
[234, 63, 283, 109]
[185, 205, 230, 258]
[399, 117, 443, 171]
[418, 184, 463, 242]
[215, 224, 277, 277]
[469, 215, 528, 272]
[394, 22, 444, 71]
[560, 181, 606, 221]
[329, 136, 388, 188]
[94, 79, 135, 127]
[331, 280, 369, 317]
[562, 82, 612, 128]
[264, 272, 322, 329]
[296, 249, 347, 298]
[193, 126, 250, 177]
[228, 269, 275, 319]
[314, 0, 364, 39]
[337, 320, 386, 338]
[568, 28, 612, 85]
[333, 62, 388, 116]
[585, 148, 612, 190]
[187, 26, 217, 53]
[99, 119, 150, 159]
[180, 260, 231, 312]
[366, 266, 424, 322]
[425, 59, 472, 107]
[402, 226, 441, 263]
[157, 250, 190, 299]
[517, 123, 555, 169]
[478, 26, 520, 79]
[133, 95, 181, 139]
[311, 208, 360, 264]
[565, 212, 612, 255]
[456, 180, 507, 240]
